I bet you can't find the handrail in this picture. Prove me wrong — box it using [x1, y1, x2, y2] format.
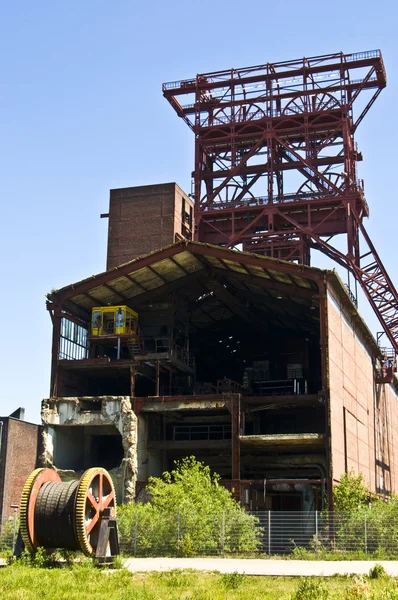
[204, 187, 364, 211]
[163, 50, 382, 91]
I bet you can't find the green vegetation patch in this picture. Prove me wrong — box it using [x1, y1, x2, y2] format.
[1, 565, 398, 600]
[118, 456, 260, 557]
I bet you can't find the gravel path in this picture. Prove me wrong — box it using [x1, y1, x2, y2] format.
[124, 557, 398, 577]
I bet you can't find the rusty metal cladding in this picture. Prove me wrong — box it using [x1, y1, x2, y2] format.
[163, 50, 398, 354]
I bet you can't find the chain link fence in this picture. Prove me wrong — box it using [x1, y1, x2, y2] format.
[0, 514, 18, 553]
[2, 510, 398, 558]
[119, 510, 398, 558]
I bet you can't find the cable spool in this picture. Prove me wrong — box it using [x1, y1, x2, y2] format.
[20, 467, 117, 557]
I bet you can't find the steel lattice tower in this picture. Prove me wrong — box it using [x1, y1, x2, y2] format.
[163, 50, 398, 355]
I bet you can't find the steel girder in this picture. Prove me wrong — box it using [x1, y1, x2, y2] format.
[163, 50, 398, 354]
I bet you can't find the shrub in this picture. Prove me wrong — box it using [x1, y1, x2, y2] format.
[118, 456, 260, 557]
[334, 470, 369, 513]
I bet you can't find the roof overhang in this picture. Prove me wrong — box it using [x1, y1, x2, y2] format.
[47, 241, 322, 316]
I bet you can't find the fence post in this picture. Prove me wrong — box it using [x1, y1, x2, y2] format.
[177, 510, 181, 552]
[364, 510, 368, 556]
[268, 510, 271, 557]
[133, 510, 138, 557]
[222, 511, 225, 558]
[315, 510, 318, 555]
[12, 510, 18, 555]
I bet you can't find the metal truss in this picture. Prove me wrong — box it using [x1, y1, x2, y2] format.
[163, 50, 398, 354]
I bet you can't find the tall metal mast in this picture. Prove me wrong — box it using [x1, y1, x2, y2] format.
[163, 50, 398, 354]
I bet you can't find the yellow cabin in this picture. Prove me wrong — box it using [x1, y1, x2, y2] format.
[91, 306, 139, 338]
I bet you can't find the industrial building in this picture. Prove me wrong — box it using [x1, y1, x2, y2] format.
[41, 49, 398, 511]
[0, 409, 41, 520]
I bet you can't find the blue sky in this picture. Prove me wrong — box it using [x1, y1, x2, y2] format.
[0, 0, 396, 422]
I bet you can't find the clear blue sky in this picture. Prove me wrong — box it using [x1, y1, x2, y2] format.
[0, 0, 396, 422]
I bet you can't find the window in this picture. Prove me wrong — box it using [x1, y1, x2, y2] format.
[92, 311, 102, 329]
[59, 318, 88, 360]
[115, 308, 125, 328]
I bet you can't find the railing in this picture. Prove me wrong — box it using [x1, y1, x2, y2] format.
[118, 510, 398, 558]
[252, 378, 308, 395]
[205, 190, 342, 211]
[178, 77, 378, 126]
[344, 283, 358, 307]
[195, 102, 346, 126]
[203, 183, 366, 211]
[163, 78, 195, 91]
[154, 338, 195, 370]
[163, 51, 381, 93]
[346, 49, 381, 61]
[173, 424, 231, 441]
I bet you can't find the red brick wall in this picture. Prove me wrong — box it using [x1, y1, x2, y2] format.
[106, 183, 193, 270]
[0, 419, 41, 520]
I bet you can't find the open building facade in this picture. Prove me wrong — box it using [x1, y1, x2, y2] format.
[42, 183, 398, 512]
[1, 50, 396, 521]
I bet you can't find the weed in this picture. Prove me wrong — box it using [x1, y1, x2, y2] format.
[152, 569, 199, 589]
[220, 571, 245, 590]
[345, 575, 371, 599]
[291, 578, 331, 600]
[368, 564, 388, 579]
[377, 586, 398, 600]
[290, 545, 316, 560]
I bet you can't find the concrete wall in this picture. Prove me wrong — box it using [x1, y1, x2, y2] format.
[137, 415, 162, 481]
[327, 287, 398, 495]
[0, 418, 41, 520]
[41, 396, 138, 502]
[106, 183, 193, 270]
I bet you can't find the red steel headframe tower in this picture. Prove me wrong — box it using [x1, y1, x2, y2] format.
[163, 50, 398, 354]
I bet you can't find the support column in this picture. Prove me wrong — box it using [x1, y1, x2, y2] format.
[130, 366, 136, 398]
[318, 279, 333, 510]
[156, 360, 160, 396]
[50, 307, 62, 398]
[226, 394, 241, 501]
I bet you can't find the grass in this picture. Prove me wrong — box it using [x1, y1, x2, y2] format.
[0, 564, 397, 600]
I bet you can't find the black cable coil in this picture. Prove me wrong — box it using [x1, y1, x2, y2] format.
[34, 480, 80, 550]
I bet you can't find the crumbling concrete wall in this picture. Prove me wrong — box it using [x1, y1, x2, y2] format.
[41, 396, 137, 503]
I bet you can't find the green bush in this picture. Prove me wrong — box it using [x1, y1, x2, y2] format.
[118, 456, 260, 557]
[332, 471, 398, 557]
[334, 470, 369, 513]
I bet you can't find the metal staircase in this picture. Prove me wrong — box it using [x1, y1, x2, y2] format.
[127, 324, 145, 357]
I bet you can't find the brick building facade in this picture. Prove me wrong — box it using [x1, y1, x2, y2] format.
[105, 183, 193, 270]
[0, 415, 41, 520]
